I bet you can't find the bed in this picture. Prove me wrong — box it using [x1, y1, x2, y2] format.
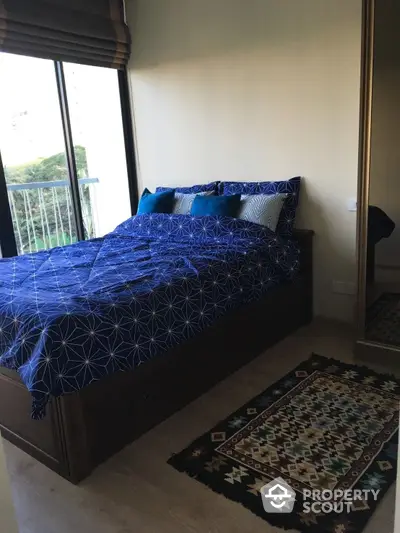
[0, 213, 313, 482]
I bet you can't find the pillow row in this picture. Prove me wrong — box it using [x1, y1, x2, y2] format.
[138, 177, 301, 235]
[137, 189, 290, 233]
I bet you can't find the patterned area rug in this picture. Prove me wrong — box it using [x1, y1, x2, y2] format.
[366, 292, 400, 346]
[168, 354, 399, 533]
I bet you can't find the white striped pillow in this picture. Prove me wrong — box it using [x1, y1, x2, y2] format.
[238, 193, 288, 231]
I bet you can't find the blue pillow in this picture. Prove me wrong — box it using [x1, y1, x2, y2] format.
[191, 194, 241, 217]
[156, 182, 219, 194]
[137, 188, 175, 215]
[218, 177, 301, 236]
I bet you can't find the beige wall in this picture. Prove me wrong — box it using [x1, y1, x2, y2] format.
[127, 0, 362, 322]
[369, 0, 400, 270]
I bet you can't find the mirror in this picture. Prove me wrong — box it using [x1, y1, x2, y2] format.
[356, 0, 400, 355]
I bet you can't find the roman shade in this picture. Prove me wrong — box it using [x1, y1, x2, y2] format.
[0, 0, 131, 68]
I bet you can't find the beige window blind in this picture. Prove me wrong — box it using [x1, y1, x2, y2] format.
[0, 0, 130, 68]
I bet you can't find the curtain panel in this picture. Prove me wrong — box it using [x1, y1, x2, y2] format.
[0, 0, 130, 68]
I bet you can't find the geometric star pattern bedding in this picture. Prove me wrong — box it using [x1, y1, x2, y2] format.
[168, 354, 399, 533]
[0, 214, 300, 419]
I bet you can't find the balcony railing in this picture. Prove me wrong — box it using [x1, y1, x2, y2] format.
[6, 177, 99, 255]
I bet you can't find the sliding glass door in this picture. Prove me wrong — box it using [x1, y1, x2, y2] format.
[63, 62, 132, 238]
[0, 52, 134, 257]
[0, 53, 77, 255]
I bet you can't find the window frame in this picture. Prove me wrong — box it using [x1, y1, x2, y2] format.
[0, 55, 138, 258]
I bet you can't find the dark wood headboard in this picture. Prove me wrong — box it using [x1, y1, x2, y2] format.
[292, 228, 314, 290]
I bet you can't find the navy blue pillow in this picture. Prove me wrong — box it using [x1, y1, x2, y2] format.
[156, 182, 219, 194]
[137, 188, 175, 214]
[218, 177, 301, 236]
[191, 194, 241, 217]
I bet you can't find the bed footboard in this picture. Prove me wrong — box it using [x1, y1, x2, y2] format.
[0, 368, 68, 477]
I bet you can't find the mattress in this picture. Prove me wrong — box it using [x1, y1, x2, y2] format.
[0, 214, 300, 418]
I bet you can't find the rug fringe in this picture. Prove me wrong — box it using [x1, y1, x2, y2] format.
[310, 352, 400, 385]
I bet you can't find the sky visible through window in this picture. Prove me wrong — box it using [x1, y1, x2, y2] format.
[0, 52, 88, 170]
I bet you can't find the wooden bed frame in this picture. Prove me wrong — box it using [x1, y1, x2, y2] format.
[0, 229, 313, 483]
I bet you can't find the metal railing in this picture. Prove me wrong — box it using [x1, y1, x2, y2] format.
[6, 177, 99, 255]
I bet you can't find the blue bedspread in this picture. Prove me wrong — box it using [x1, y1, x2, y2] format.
[0, 214, 300, 418]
